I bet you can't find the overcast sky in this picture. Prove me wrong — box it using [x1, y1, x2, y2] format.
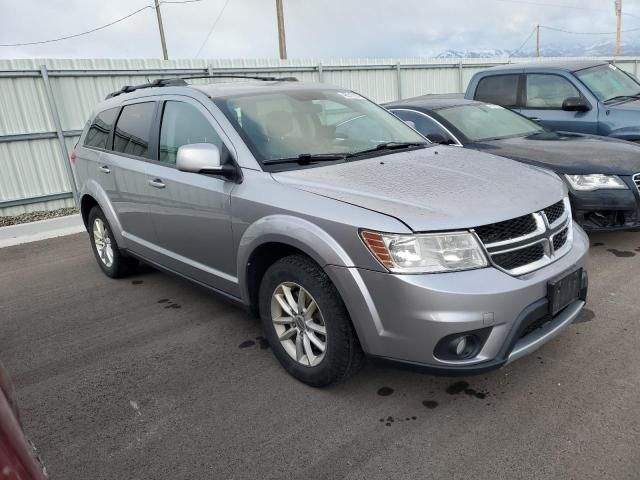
[0, 0, 639, 59]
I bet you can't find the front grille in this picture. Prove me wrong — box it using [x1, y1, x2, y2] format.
[553, 227, 568, 251]
[473, 198, 571, 275]
[544, 200, 565, 225]
[634, 173, 640, 194]
[492, 243, 545, 271]
[474, 214, 537, 244]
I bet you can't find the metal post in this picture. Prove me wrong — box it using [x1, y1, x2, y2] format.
[396, 62, 402, 100]
[458, 61, 463, 93]
[536, 25, 540, 57]
[207, 64, 214, 77]
[40, 65, 78, 206]
[634, 60, 638, 77]
[276, 0, 287, 60]
[154, 0, 169, 60]
[318, 62, 324, 83]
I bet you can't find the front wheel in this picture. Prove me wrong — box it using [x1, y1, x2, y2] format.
[88, 206, 137, 278]
[259, 254, 364, 387]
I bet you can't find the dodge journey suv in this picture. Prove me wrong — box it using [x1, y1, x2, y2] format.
[74, 77, 589, 386]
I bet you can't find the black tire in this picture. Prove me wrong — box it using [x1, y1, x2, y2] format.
[87, 206, 137, 278]
[259, 254, 364, 387]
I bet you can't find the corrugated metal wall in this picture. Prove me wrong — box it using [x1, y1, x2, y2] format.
[1, 56, 639, 216]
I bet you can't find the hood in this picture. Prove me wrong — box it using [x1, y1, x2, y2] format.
[469, 132, 640, 175]
[608, 98, 640, 112]
[272, 146, 565, 232]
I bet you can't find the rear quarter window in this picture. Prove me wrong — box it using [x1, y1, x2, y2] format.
[83, 107, 119, 150]
[474, 75, 520, 107]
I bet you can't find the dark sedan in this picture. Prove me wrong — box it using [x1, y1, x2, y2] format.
[386, 96, 640, 232]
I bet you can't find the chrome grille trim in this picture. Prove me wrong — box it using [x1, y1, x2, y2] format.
[473, 197, 573, 276]
[633, 173, 640, 194]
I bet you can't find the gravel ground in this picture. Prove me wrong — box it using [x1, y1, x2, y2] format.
[0, 207, 79, 228]
[1, 231, 640, 479]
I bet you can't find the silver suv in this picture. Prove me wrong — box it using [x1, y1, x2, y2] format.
[74, 77, 589, 386]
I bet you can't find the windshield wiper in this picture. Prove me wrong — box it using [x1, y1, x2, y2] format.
[346, 142, 428, 158]
[604, 93, 640, 104]
[262, 153, 347, 166]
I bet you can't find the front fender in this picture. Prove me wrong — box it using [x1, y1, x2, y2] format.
[80, 180, 125, 247]
[236, 215, 356, 303]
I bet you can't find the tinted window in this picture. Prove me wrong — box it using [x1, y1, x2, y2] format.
[474, 75, 519, 107]
[438, 104, 543, 142]
[391, 109, 455, 143]
[526, 74, 580, 108]
[113, 102, 156, 159]
[159, 101, 223, 165]
[84, 107, 119, 150]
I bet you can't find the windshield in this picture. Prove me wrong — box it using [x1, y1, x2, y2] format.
[437, 104, 543, 142]
[214, 89, 426, 168]
[575, 64, 640, 102]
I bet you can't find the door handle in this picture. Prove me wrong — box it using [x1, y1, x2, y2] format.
[148, 178, 166, 189]
[528, 117, 541, 122]
[99, 165, 111, 174]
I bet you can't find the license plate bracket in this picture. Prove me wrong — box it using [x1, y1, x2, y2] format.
[548, 267, 582, 316]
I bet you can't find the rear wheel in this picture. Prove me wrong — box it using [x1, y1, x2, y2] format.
[88, 206, 137, 278]
[259, 254, 364, 387]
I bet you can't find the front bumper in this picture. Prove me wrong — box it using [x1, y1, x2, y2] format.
[570, 176, 640, 231]
[326, 223, 589, 374]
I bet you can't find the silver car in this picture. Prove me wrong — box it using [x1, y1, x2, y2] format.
[74, 77, 589, 386]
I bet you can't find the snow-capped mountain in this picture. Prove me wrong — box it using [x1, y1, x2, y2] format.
[435, 40, 640, 58]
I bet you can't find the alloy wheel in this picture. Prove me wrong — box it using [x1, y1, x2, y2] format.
[270, 282, 327, 367]
[93, 218, 114, 268]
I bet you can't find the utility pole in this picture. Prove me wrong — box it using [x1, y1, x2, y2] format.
[276, 0, 287, 60]
[615, 0, 622, 56]
[536, 24, 540, 57]
[154, 0, 169, 60]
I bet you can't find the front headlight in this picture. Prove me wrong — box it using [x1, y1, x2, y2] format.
[360, 230, 488, 273]
[565, 174, 628, 191]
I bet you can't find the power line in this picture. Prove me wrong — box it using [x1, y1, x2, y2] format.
[0, 5, 154, 47]
[0, 0, 204, 48]
[509, 26, 537, 57]
[540, 24, 640, 35]
[195, 0, 232, 57]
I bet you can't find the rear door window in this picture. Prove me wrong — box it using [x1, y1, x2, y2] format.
[474, 75, 520, 107]
[525, 74, 581, 108]
[159, 101, 223, 165]
[113, 102, 156, 159]
[83, 107, 119, 150]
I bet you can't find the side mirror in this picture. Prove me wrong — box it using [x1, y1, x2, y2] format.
[562, 97, 590, 112]
[176, 143, 224, 175]
[403, 120, 416, 129]
[426, 133, 448, 144]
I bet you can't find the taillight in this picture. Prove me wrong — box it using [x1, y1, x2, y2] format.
[70, 151, 77, 164]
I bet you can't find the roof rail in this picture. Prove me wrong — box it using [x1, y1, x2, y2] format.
[104, 74, 298, 100]
[176, 74, 298, 82]
[105, 78, 187, 99]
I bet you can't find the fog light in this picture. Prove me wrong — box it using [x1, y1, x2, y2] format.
[449, 335, 477, 359]
[454, 336, 467, 355]
[433, 327, 492, 362]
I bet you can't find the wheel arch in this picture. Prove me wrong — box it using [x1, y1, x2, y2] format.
[79, 180, 125, 246]
[237, 215, 355, 315]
